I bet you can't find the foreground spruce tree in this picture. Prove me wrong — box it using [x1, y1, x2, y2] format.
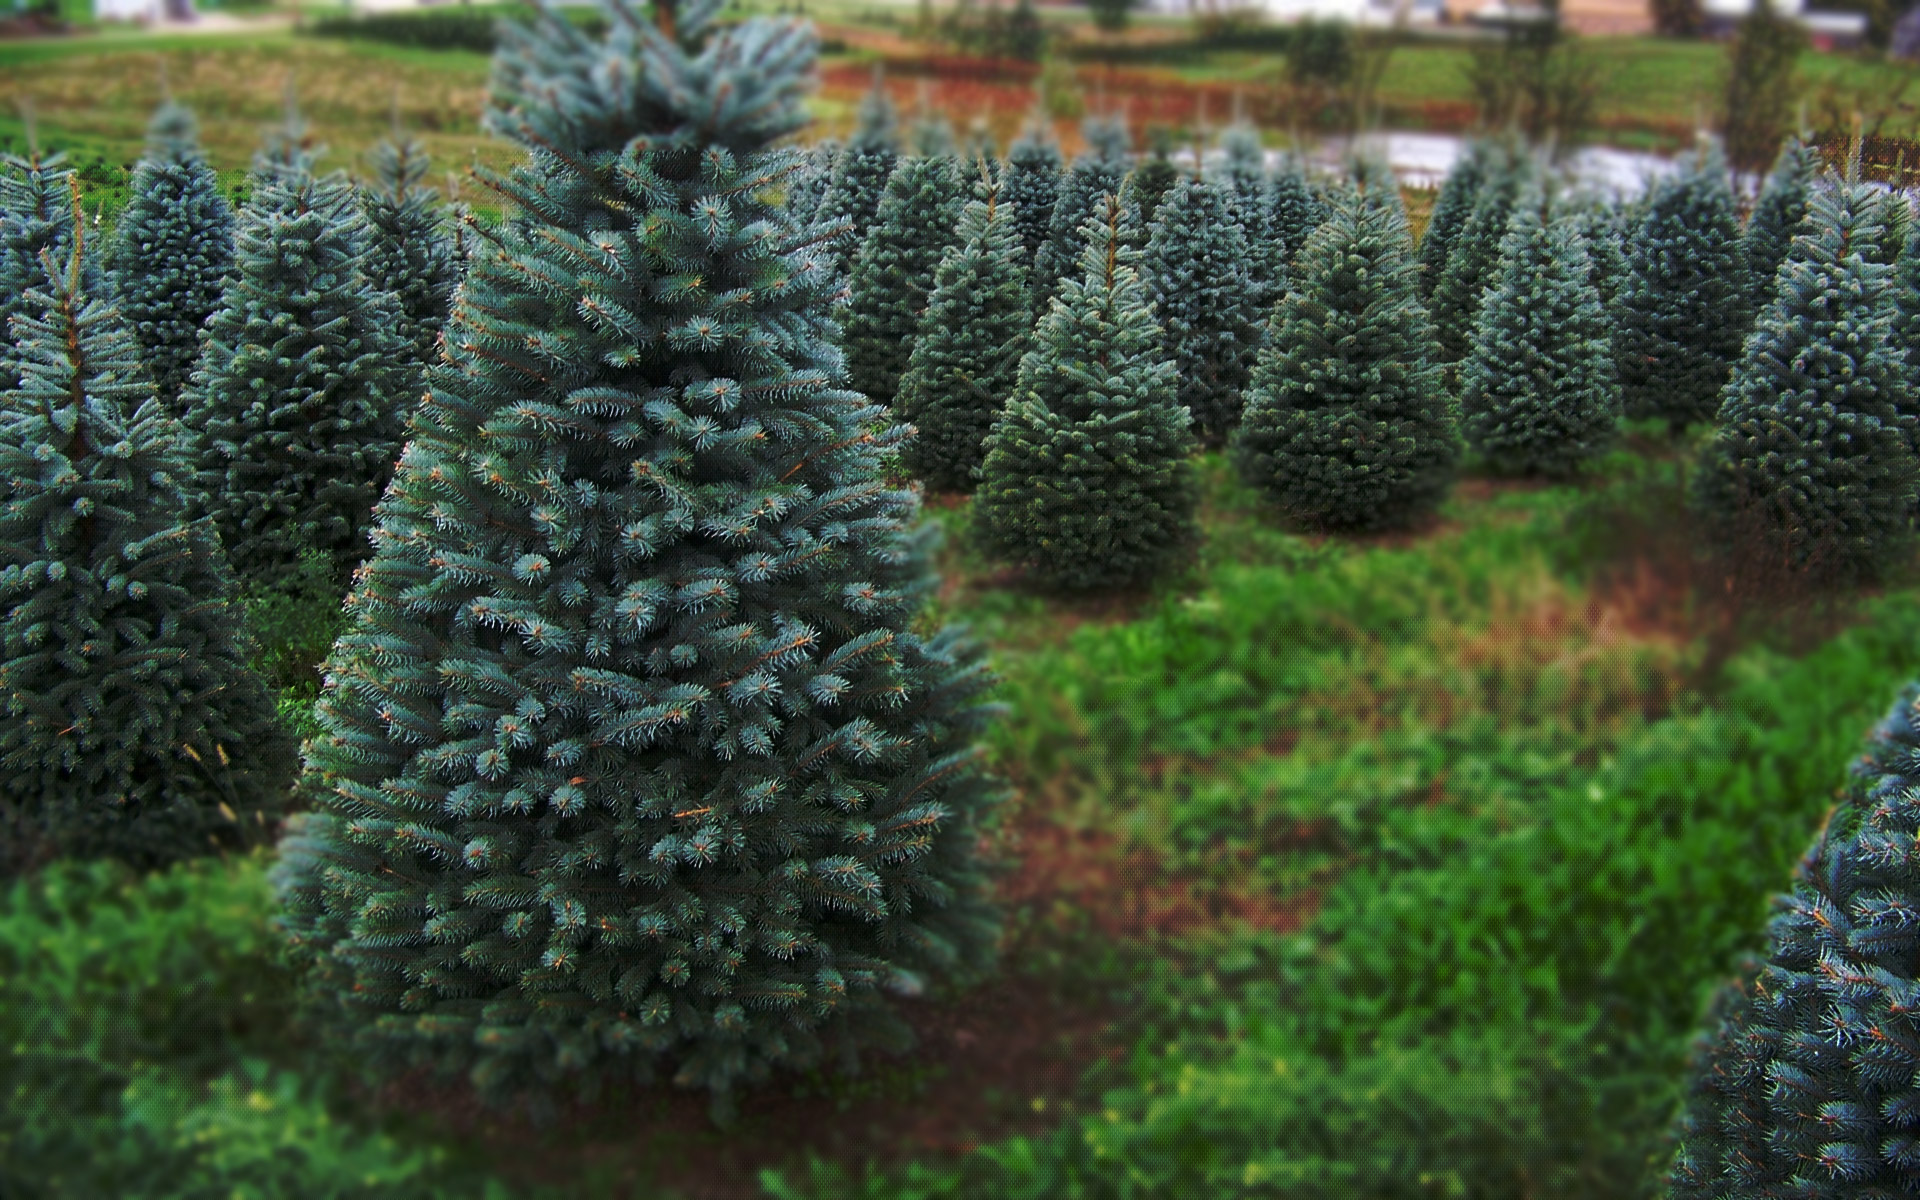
[1145, 175, 1265, 445]
[976, 195, 1194, 590]
[1741, 135, 1818, 319]
[1031, 115, 1131, 308]
[275, 0, 1001, 1108]
[110, 101, 236, 410]
[0, 245, 292, 875]
[179, 168, 416, 593]
[1694, 175, 1915, 580]
[1461, 202, 1619, 476]
[897, 176, 1030, 491]
[1616, 147, 1750, 430]
[842, 154, 966, 404]
[1670, 681, 1920, 1196]
[814, 76, 898, 274]
[1417, 138, 1494, 299]
[1235, 185, 1456, 531]
[360, 132, 460, 370]
[1, 151, 100, 389]
[1003, 120, 1063, 266]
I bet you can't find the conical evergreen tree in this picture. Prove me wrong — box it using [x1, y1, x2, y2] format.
[1220, 123, 1283, 310]
[909, 112, 956, 158]
[274, 0, 1000, 1108]
[0, 243, 292, 875]
[1031, 115, 1131, 309]
[1616, 147, 1751, 430]
[1428, 150, 1528, 363]
[1121, 130, 1179, 232]
[961, 117, 998, 181]
[1, 151, 102, 390]
[976, 194, 1194, 590]
[813, 76, 898, 275]
[1003, 120, 1063, 266]
[1741, 135, 1818, 319]
[110, 101, 236, 411]
[1461, 201, 1620, 476]
[360, 131, 460, 371]
[1569, 199, 1630, 311]
[1145, 174, 1265, 446]
[896, 175, 1030, 491]
[1417, 138, 1494, 299]
[1693, 175, 1915, 579]
[786, 139, 840, 227]
[250, 88, 324, 201]
[1671, 681, 1920, 1197]
[1268, 155, 1324, 273]
[179, 169, 417, 593]
[841, 154, 967, 404]
[1235, 184, 1456, 531]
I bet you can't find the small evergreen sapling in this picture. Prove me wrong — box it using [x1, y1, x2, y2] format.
[1460, 201, 1620, 476]
[360, 132, 460, 371]
[1693, 176, 1915, 580]
[1003, 120, 1063, 266]
[976, 195, 1195, 590]
[0, 244, 292, 874]
[1031, 115, 1131, 309]
[1741, 135, 1818, 318]
[1234, 185, 1457, 532]
[1670, 681, 1920, 1196]
[179, 170, 417, 593]
[110, 101, 236, 410]
[897, 175, 1031, 491]
[274, 0, 1001, 1109]
[841, 154, 967, 404]
[1144, 175, 1266, 445]
[813, 76, 899, 275]
[1616, 147, 1751, 430]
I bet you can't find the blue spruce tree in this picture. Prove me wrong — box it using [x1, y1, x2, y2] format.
[110, 101, 236, 411]
[1220, 122, 1283, 311]
[897, 173, 1031, 491]
[813, 75, 898, 276]
[1, 150, 102, 390]
[0, 240, 291, 874]
[976, 194, 1195, 590]
[841, 153, 966, 405]
[1268, 154, 1325, 275]
[360, 131, 461, 371]
[274, 0, 1001, 1110]
[1030, 114, 1131, 310]
[1234, 183, 1457, 531]
[1693, 175, 1915, 580]
[1003, 118, 1063, 267]
[1461, 199, 1620, 476]
[1144, 174, 1265, 446]
[786, 139, 840, 227]
[1741, 135, 1819, 320]
[1417, 138, 1495, 299]
[1120, 128, 1179, 233]
[1428, 148, 1529, 363]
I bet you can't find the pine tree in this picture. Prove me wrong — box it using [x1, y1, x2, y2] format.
[1693, 176, 1915, 580]
[1670, 681, 1920, 1197]
[1428, 151, 1528, 363]
[1616, 147, 1751, 430]
[1145, 174, 1265, 446]
[274, 0, 1001, 1110]
[179, 169, 417, 593]
[1121, 130, 1179, 232]
[1003, 120, 1063, 266]
[0, 243, 292, 875]
[1461, 201, 1619, 476]
[841, 154, 967, 404]
[110, 101, 236, 411]
[1268, 155, 1324, 273]
[897, 175, 1031, 491]
[976, 194, 1195, 590]
[1, 151, 102, 390]
[813, 76, 898, 275]
[1417, 138, 1494, 299]
[1741, 135, 1819, 320]
[1234, 184, 1457, 532]
[1031, 115, 1131, 309]
[360, 132, 460, 371]
[1220, 123, 1283, 310]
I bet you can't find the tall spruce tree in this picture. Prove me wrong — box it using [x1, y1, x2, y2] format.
[1693, 175, 1915, 580]
[976, 194, 1195, 590]
[897, 175, 1031, 491]
[179, 168, 417, 593]
[1030, 115, 1131, 309]
[1417, 138, 1494, 299]
[1428, 150, 1529, 363]
[1, 151, 101, 390]
[1268, 155, 1324, 273]
[841, 154, 967, 405]
[1220, 123, 1283, 310]
[110, 101, 236, 411]
[1234, 184, 1457, 531]
[360, 131, 461, 371]
[1145, 174, 1266, 446]
[1741, 135, 1818, 320]
[1616, 147, 1751, 431]
[1461, 201, 1620, 476]
[813, 76, 899, 275]
[1003, 120, 1063, 267]
[1671, 681, 1920, 1197]
[274, 0, 1001, 1109]
[0, 243, 292, 875]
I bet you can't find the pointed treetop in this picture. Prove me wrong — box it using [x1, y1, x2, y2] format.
[254, 79, 321, 188]
[143, 100, 201, 164]
[1082, 112, 1131, 164]
[850, 67, 899, 152]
